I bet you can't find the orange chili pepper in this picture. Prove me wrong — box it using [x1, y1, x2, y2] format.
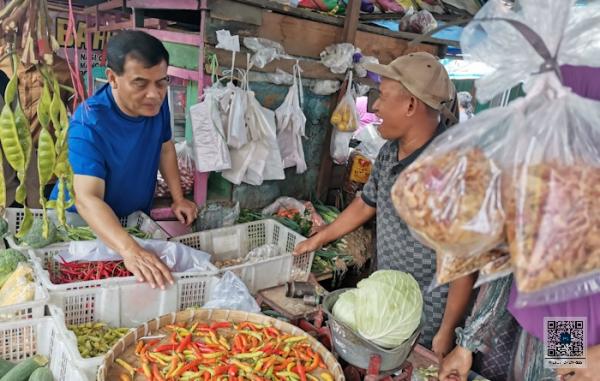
[177, 333, 192, 353]
[135, 340, 144, 355]
[296, 363, 307, 381]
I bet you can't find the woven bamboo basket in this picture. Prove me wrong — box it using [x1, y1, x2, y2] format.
[97, 308, 345, 381]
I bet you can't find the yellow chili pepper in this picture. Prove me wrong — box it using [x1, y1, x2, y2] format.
[284, 336, 307, 344]
[203, 351, 225, 359]
[230, 359, 253, 374]
[320, 372, 334, 381]
[115, 358, 135, 376]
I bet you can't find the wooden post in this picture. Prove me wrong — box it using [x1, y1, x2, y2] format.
[316, 0, 361, 201]
[341, 0, 361, 44]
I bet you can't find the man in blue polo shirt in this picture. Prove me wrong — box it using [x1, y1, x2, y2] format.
[51, 31, 197, 289]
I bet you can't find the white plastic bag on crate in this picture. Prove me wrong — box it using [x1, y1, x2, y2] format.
[155, 141, 196, 197]
[66, 239, 213, 273]
[275, 63, 308, 174]
[190, 85, 232, 172]
[203, 271, 260, 312]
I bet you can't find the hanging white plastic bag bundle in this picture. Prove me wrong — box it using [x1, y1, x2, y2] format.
[155, 141, 197, 197]
[275, 63, 307, 174]
[331, 72, 360, 133]
[225, 82, 248, 149]
[189, 85, 232, 173]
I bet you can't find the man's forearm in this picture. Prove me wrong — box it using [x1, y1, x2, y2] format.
[440, 273, 477, 333]
[159, 141, 184, 201]
[76, 196, 138, 254]
[313, 197, 376, 246]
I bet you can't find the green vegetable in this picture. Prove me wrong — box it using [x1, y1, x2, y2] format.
[0, 249, 27, 288]
[0, 355, 47, 381]
[68, 322, 129, 358]
[17, 217, 57, 249]
[332, 289, 358, 329]
[333, 270, 423, 349]
[27, 367, 53, 381]
[0, 359, 15, 377]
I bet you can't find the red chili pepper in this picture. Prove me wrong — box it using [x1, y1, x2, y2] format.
[296, 363, 307, 381]
[214, 365, 229, 376]
[177, 334, 192, 353]
[228, 365, 238, 378]
[210, 321, 231, 330]
[154, 344, 177, 353]
[203, 372, 211, 381]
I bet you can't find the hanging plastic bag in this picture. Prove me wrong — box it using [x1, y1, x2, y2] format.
[320, 43, 356, 74]
[275, 63, 308, 174]
[311, 80, 340, 96]
[330, 128, 353, 165]
[155, 141, 197, 197]
[203, 271, 260, 312]
[189, 85, 232, 173]
[474, 252, 512, 288]
[224, 81, 249, 149]
[253, 97, 285, 182]
[331, 72, 360, 133]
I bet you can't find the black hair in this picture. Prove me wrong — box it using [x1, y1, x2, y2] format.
[107, 30, 169, 75]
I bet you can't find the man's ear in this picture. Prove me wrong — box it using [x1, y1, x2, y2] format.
[106, 68, 118, 89]
[406, 95, 418, 117]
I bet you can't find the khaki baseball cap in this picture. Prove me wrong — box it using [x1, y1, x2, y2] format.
[364, 52, 454, 111]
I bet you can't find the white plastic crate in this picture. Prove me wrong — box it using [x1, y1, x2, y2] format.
[0, 264, 48, 323]
[4, 207, 170, 250]
[0, 316, 87, 381]
[170, 219, 314, 293]
[27, 247, 218, 327]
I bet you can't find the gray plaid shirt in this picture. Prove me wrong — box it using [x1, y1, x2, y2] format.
[361, 133, 449, 349]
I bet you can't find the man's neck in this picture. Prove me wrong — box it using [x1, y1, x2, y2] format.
[398, 120, 438, 161]
[111, 88, 139, 118]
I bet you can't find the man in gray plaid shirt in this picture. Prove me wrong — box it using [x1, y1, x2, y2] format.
[294, 52, 474, 359]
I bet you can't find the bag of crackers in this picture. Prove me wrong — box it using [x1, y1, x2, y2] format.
[393, 0, 600, 303]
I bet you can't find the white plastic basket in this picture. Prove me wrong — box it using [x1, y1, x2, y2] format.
[0, 262, 48, 323]
[0, 316, 87, 380]
[4, 208, 170, 250]
[46, 263, 218, 381]
[170, 220, 314, 293]
[27, 247, 218, 327]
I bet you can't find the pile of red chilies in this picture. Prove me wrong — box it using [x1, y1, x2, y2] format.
[52, 258, 133, 284]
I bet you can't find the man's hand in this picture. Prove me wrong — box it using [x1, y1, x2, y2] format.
[438, 345, 473, 381]
[432, 327, 456, 361]
[557, 344, 600, 381]
[171, 198, 198, 226]
[293, 235, 324, 256]
[122, 243, 174, 289]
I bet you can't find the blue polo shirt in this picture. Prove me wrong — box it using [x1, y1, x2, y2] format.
[50, 84, 171, 217]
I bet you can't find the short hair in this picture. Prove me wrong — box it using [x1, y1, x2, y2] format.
[393, 81, 440, 116]
[107, 30, 169, 75]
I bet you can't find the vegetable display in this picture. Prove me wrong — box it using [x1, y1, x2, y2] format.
[332, 270, 423, 349]
[0, 262, 35, 308]
[0, 355, 51, 381]
[69, 322, 129, 359]
[114, 321, 333, 381]
[0, 249, 28, 288]
[51, 260, 133, 284]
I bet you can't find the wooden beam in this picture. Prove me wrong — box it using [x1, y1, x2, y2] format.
[341, 0, 361, 43]
[83, 0, 125, 14]
[127, 0, 201, 10]
[137, 28, 201, 46]
[86, 18, 162, 33]
[206, 46, 344, 81]
[254, 12, 440, 62]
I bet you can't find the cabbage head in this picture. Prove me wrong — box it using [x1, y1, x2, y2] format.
[355, 270, 423, 348]
[332, 289, 358, 329]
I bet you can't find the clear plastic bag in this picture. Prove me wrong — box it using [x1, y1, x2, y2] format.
[203, 271, 260, 312]
[225, 82, 249, 149]
[156, 141, 196, 197]
[399, 9, 438, 34]
[275, 63, 307, 174]
[310, 80, 340, 96]
[331, 72, 360, 133]
[67, 239, 214, 273]
[261, 197, 306, 216]
[391, 111, 508, 264]
[244, 244, 281, 263]
[474, 252, 512, 289]
[330, 128, 353, 165]
[320, 43, 356, 74]
[243, 37, 285, 69]
[197, 201, 240, 231]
